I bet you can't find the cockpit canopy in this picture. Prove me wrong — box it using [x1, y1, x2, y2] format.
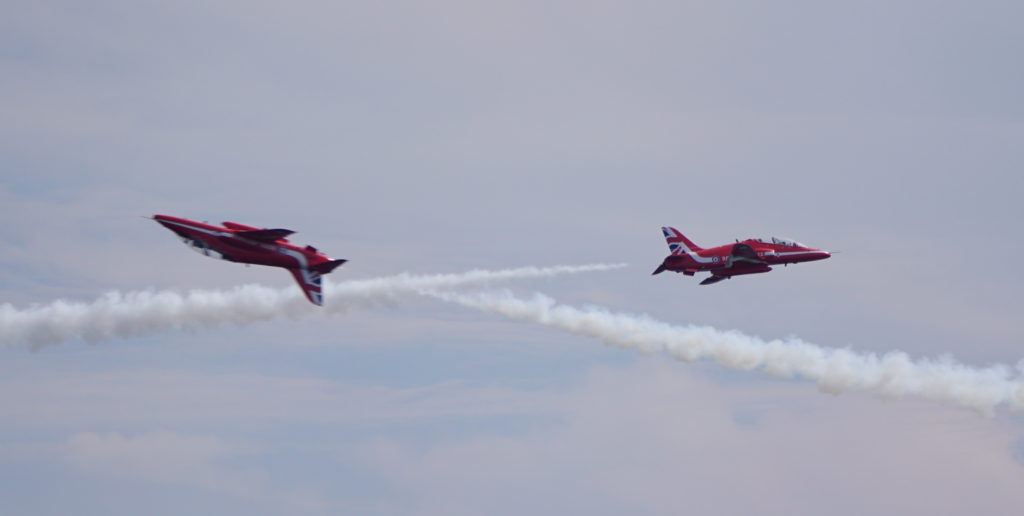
[770, 237, 806, 248]
[746, 237, 808, 248]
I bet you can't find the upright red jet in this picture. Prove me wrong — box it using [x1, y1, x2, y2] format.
[153, 215, 347, 305]
[652, 227, 830, 285]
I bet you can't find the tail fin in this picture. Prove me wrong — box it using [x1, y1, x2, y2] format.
[289, 268, 325, 306]
[290, 260, 347, 306]
[311, 259, 347, 274]
[661, 227, 702, 254]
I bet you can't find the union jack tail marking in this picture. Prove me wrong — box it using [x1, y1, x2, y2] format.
[661, 226, 703, 255]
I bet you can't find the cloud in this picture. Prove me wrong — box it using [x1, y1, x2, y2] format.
[5, 357, 1024, 515]
[66, 432, 246, 491]
[0, 370, 563, 429]
[352, 360, 1024, 516]
[64, 431, 327, 513]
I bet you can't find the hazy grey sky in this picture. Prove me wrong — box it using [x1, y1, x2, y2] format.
[3, 1, 1024, 514]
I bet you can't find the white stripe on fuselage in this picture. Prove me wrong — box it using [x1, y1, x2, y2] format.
[278, 247, 309, 269]
[681, 251, 718, 264]
[775, 251, 820, 257]
[689, 249, 818, 265]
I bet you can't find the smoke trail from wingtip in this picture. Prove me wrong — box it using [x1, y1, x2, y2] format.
[422, 289, 1024, 415]
[325, 264, 626, 314]
[0, 264, 625, 350]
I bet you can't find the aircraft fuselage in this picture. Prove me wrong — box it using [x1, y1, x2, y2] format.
[653, 227, 830, 284]
[153, 214, 346, 305]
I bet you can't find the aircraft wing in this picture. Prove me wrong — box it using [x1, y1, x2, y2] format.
[235, 228, 295, 242]
[288, 268, 324, 306]
[729, 243, 764, 264]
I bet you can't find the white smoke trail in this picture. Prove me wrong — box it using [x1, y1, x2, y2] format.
[0, 264, 624, 350]
[423, 290, 1024, 415]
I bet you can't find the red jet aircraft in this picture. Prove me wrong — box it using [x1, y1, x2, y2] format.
[154, 214, 347, 305]
[652, 227, 830, 285]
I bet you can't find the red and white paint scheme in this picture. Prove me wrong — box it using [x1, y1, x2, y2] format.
[652, 227, 830, 285]
[153, 214, 347, 306]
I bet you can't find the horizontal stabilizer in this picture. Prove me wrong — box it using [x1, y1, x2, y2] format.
[312, 259, 348, 275]
[235, 228, 295, 242]
[700, 275, 728, 285]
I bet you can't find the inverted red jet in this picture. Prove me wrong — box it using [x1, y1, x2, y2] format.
[652, 227, 830, 285]
[153, 215, 347, 305]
